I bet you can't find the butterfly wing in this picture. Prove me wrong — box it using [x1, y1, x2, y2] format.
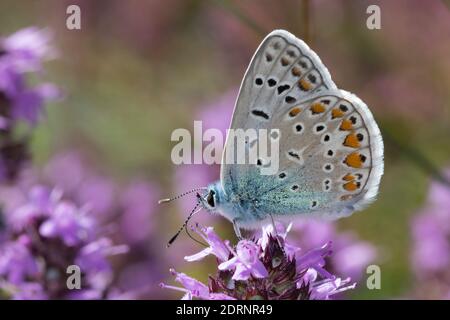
[221, 30, 336, 191]
[253, 89, 383, 219]
[220, 30, 383, 224]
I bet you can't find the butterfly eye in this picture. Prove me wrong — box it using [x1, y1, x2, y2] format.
[206, 190, 216, 207]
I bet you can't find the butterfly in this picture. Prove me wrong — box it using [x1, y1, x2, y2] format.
[161, 30, 384, 244]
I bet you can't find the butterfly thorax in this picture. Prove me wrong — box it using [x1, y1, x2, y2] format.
[205, 181, 268, 227]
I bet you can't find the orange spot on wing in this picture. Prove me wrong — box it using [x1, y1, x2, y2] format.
[344, 152, 363, 168]
[281, 57, 290, 66]
[343, 181, 358, 191]
[343, 174, 355, 181]
[344, 133, 361, 148]
[289, 107, 302, 117]
[310, 102, 326, 114]
[340, 119, 353, 131]
[292, 66, 302, 77]
[298, 78, 312, 91]
[332, 108, 345, 119]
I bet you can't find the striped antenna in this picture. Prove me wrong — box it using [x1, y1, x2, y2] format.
[167, 196, 203, 247]
[158, 187, 208, 204]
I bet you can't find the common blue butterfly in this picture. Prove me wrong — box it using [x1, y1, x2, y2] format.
[161, 30, 384, 243]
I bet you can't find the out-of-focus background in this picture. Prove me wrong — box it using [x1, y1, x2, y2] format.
[0, 0, 450, 299]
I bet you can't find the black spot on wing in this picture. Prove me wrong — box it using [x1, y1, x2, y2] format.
[251, 109, 269, 120]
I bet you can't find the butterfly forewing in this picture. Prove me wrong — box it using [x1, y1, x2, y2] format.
[220, 30, 383, 222]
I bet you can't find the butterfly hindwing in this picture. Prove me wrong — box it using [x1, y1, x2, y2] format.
[255, 90, 384, 219]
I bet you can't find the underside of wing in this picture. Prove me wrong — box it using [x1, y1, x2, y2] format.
[220, 30, 383, 221]
[221, 30, 337, 195]
[255, 90, 384, 219]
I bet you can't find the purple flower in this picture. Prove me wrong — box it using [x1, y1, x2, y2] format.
[10, 282, 48, 300]
[184, 226, 230, 262]
[412, 171, 450, 274]
[0, 27, 59, 126]
[39, 202, 95, 246]
[0, 181, 128, 299]
[76, 237, 129, 273]
[77, 176, 115, 217]
[43, 151, 86, 193]
[163, 225, 355, 300]
[163, 268, 210, 300]
[332, 239, 377, 278]
[10, 83, 59, 125]
[412, 214, 450, 273]
[296, 242, 334, 279]
[1, 27, 56, 72]
[305, 270, 356, 300]
[43, 152, 115, 217]
[291, 220, 377, 282]
[0, 236, 39, 284]
[160, 269, 235, 300]
[0, 27, 59, 183]
[219, 240, 268, 280]
[409, 169, 450, 298]
[76, 237, 128, 292]
[259, 223, 300, 259]
[8, 185, 62, 230]
[219, 240, 268, 281]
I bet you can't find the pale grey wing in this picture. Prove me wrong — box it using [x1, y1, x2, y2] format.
[254, 90, 384, 220]
[221, 29, 337, 196]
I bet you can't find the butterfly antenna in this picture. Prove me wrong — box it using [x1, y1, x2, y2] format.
[158, 187, 208, 204]
[167, 198, 203, 247]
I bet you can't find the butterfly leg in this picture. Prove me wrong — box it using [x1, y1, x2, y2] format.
[232, 219, 243, 241]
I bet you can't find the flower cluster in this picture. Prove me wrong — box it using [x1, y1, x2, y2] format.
[0, 148, 164, 299]
[175, 89, 378, 284]
[0, 27, 59, 182]
[411, 170, 450, 299]
[0, 185, 128, 299]
[161, 225, 356, 300]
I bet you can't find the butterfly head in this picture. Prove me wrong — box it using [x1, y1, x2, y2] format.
[158, 182, 226, 246]
[199, 182, 224, 214]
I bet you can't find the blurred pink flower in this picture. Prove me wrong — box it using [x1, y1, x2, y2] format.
[411, 169, 450, 298]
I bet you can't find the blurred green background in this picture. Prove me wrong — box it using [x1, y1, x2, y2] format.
[1, 0, 449, 299]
